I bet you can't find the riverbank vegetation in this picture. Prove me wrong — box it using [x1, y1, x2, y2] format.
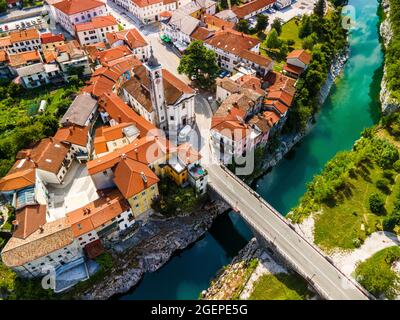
[151, 177, 206, 216]
[355, 246, 400, 299]
[289, 115, 400, 250]
[384, 0, 400, 103]
[248, 272, 311, 300]
[0, 79, 82, 176]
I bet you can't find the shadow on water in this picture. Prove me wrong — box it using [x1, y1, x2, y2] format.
[369, 64, 384, 122]
[208, 211, 250, 259]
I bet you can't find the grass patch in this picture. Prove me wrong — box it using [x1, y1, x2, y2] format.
[249, 272, 311, 300]
[279, 18, 303, 49]
[355, 246, 400, 299]
[314, 164, 389, 250]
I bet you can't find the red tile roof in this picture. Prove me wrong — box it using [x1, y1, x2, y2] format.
[53, 0, 105, 15]
[283, 63, 305, 76]
[131, 0, 163, 8]
[205, 29, 260, 56]
[97, 45, 133, 66]
[40, 32, 65, 44]
[202, 14, 235, 30]
[287, 49, 312, 65]
[9, 28, 39, 43]
[113, 156, 159, 198]
[0, 169, 36, 192]
[13, 205, 47, 240]
[54, 125, 89, 147]
[106, 28, 148, 49]
[232, 0, 275, 19]
[75, 15, 117, 32]
[66, 189, 130, 237]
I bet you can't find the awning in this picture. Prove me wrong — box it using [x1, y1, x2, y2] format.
[160, 34, 171, 43]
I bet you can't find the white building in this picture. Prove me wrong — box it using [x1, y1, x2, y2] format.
[75, 15, 118, 46]
[16, 63, 62, 88]
[122, 50, 196, 138]
[276, 0, 292, 9]
[52, 0, 108, 35]
[204, 29, 261, 71]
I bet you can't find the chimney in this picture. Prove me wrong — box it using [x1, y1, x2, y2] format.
[118, 115, 122, 123]
[69, 126, 73, 133]
[39, 225, 44, 233]
[222, 25, 224, 30]
[121, 153, 127, 159]
[12, 220, 19, 227]
[140, 171, 148, 185]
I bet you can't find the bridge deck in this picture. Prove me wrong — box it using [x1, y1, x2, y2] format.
[207, 163, 370, 300]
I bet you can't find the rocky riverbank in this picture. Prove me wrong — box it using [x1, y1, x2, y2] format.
[75, 199, 229, 300]
[202, 238, 319, 300]
[380, 0, 400, 113]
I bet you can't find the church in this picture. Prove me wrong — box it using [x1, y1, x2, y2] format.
[121, 48, 196, 141]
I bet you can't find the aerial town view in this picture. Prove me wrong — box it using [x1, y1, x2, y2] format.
[0, 0, 399, 311]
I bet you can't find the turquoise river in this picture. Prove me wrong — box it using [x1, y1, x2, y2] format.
[120, 0, 383, 300]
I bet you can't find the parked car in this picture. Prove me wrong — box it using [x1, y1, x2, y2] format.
[178, 125, 192, 143]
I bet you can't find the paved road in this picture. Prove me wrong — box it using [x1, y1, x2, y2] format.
[206, 163, 370, 300]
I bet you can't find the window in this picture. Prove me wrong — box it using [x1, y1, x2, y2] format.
[170, 116, 174, 121]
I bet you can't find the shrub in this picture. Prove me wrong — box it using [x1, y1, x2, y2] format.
[393, 160, 400, 172]
[369, 193, 385, 214]
[376, 178, 391, 193]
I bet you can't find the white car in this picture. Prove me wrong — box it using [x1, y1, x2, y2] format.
[178, 125, 192, 143]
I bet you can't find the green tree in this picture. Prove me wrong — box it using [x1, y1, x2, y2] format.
[255, 14, 269, 32]
[0, 0, 7, 13]
[178, 40, 219, 89]
[265, 28, 280, 49]
[302, 34, 316, 50]
[237, 19, 250, 33]
[299, 15, 313, 38]
[271, 18, 283, 35]
[314, 0, 326, 18]
[368, 193, 385, 214]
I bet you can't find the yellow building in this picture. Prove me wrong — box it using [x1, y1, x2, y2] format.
[113, 156, 160, 218]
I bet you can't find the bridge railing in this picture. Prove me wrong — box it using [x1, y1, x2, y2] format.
[209, 163, 373, 300]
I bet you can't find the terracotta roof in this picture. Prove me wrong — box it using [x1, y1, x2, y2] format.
[235, 74, 264, 94]
[106, 28, 148, 50]
[263, 110, 280, 126]
[0, 50, 7, 63]
[248, 114, 271, 133]
[53, 0, 105, 15]
[75, 15, 117, 32]
[9, 29, 39, 43]
[176, 142, 201, 165]
[54, 125, 89, 147]
[205, 29, 260, 56]
[163, 69, 195, 104]
[66, 189, 130, 237]
[122, 72, 153, 113]
[238, 49, 273, 68]
[1, 218, 74, 267]
[0, 169, 36, 192]
[212, 119, 250, 141]
[268, 71, 296, 95]
[94, 122, 136, 154]
[283, 63, 304, 76]
[97, 45, 133, 66]
[202, 14, 235, 30]
[131, 0, 163, 8]
[82, 75, 115, 97]
[43, 49, 58, 63]
[0, 36, 11, 48]
[265, 99, 288, 115]
[40, 32, 65, 44]
[8, 50, 41, 67]
[191, 26, 214, 41]
[232, 0, 275, 19]
[20, 138, 70, 174]
[98, 92, 158, 136]
[113, 157, 159, 198]
[287, 49, 312, 65]
[13, 205, 47, 240]
[267, 89, 294, 107]
[87, 135, 168, 174]
[160, 11, 172, 18]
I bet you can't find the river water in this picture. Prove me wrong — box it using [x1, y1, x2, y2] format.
[120, 0, 383, 300]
